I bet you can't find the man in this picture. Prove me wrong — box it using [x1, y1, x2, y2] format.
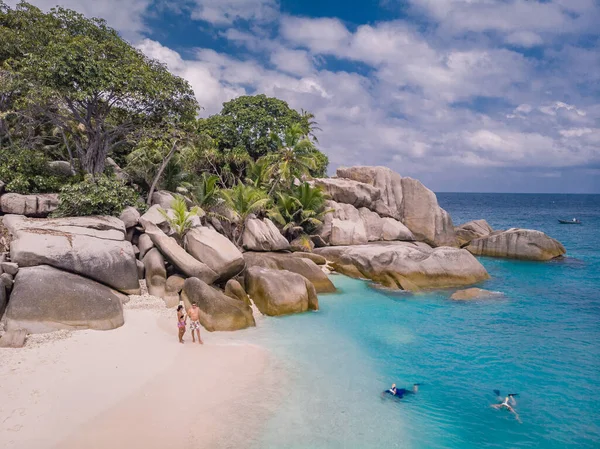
[383, 383, 419, 398]
[187, 302, 204, 345]
[491, 393, 521, 422]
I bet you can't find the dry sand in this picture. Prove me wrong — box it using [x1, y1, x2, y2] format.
[0, 294, 283, 449]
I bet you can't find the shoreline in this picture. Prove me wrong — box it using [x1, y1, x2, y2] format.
[0, 296, 284, 449]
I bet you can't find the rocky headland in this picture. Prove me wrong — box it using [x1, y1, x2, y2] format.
[0, 165, 566, 342]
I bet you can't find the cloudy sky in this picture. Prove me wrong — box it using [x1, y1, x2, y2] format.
[8, 0, 600, 192]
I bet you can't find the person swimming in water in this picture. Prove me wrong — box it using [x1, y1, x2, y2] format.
[491, 392, 521, 422]
[383, 383, 419, 398]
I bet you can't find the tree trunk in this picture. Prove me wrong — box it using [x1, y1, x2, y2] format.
[147, 141, 178, 206]
[81, 132, 110, 176]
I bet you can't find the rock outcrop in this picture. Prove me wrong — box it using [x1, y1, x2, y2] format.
[184, 227, 245, 282]
[320, 201, 367, 246]
[450, 288, 501, 300]
[244, 252, 336, 293]
[242, 218, 290, 252]
[181, 277, 255, 331]
[455, 219, 494, 247]
[119, 206, 140, 229]
[466, 228, 566, 261]
[5, 215, 140, 294]
[5, 265, 126, 333]
[151, 190, 176, 209]
[315, 242, 489, 291]
[320, 201, 414, 246]
[142, 248, 167, 298]
[137, 233, 154, 259]
[0, 193, 59, 217]
[139, 204, 171, 233]
[140, 221, 218, 283]
[313, 178, 380, 209]
[329, 166, 459, 247]
[245, 266, 319, 316]
[224, 279, 250, 306]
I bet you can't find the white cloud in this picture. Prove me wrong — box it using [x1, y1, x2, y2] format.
[270, 48, 314, 76]
[190, 0, 279, 25]
[504, 31, 543, 47]
[280, 16, 351, 53]
[137, 39, 244, 114]
[559, 128, 594, 138]
[539, 102, 586, 117]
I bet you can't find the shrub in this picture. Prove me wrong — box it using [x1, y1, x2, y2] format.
[53, 175, 144, 217]
[0, 148, 74, 194]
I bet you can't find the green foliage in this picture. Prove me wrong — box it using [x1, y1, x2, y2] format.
[189, 173, 220, 210]
[197, 94, 328, 177]
[53, 175, 142, 217]
[261, 124, 318, 190]
[245, 159, 271, 189]
[268, 182, 330, 238]
[220, 183, 270, 223]
[0, 147, 74, 194]
[159, 195, 200, 241]
[1, 2, 198, 175]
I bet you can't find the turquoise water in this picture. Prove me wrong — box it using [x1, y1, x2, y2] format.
[244, 194, 600, 449]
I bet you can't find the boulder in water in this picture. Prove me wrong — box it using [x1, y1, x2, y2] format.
[315, 242, 489, 291]
[455, 219, 494, 247]
[244, 252, 335, 293]
[466, 228, 566, 261]
[245, 266, 319, 316]
[450, 288, 501, 300]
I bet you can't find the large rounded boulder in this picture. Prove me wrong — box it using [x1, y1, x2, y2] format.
[455, 219, 494, 247]
[315, 242, 489, 291]
[242, 218, 290, 252]
[466, 228, 566, 261]
[4, 215, 140, 294]
[181, 277, 255, 331]
[245, 267, 319, 316]
[244, 252, 335, 293]
[5, 265, 126, 333]
[184, 227, 245, 282]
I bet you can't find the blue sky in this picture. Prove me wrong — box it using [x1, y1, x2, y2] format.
[8, 0, 600, 193]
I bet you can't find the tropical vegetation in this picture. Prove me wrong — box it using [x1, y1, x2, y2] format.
[0, 1, 332, 247]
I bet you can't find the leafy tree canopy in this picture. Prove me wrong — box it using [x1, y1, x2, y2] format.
[197, 94, 328, 177]
[0, 1, 198, 175]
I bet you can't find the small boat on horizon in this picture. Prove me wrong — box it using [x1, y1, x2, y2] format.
[558, 218, 581, 224]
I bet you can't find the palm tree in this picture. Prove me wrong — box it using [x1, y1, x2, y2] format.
[261, 123, 317, 193]
[189, 172, 220, 210]
[220, 183, 270, 245]
[159, 195, 200, 244]
[245, 159, 271, 190]
[268, 182, 331, 239]
[301, 109, 321, 143]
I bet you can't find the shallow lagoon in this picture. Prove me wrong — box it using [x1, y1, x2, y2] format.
[244, 194, 600, 449]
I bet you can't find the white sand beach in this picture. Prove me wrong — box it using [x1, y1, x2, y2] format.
[0, 296, 283, 449]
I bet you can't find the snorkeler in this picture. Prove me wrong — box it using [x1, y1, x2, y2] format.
[383, 383, 420, 398]
[491, 391, 521, 422]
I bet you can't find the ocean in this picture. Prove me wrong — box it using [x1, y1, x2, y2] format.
[242, 193, 600, 449]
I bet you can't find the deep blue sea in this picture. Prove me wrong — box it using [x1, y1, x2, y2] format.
[243, 193, 600, 449]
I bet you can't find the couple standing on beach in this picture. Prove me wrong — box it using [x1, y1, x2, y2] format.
[177, 303, 204, 344]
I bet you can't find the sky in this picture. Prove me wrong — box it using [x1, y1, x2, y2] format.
[6, 0, 600, 193]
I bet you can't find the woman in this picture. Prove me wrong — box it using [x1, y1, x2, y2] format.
[177, 305, 187, 343]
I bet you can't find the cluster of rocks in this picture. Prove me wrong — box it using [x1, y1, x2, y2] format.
[0, 165, 568, 343]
